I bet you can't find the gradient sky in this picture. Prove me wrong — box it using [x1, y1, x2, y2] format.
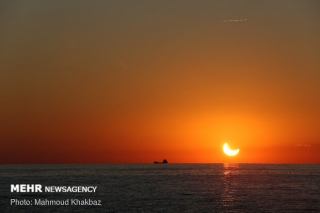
[1, 0, 319, 163]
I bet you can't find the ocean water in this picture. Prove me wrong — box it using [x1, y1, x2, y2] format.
[0, 164, 320, 212]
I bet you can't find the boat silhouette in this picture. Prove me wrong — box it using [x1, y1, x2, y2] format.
[153, 159, 168, 164]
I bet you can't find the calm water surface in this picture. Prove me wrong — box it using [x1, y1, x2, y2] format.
[0, 164, 319, 212]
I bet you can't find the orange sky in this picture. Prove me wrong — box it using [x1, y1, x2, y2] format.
[0, 1, 320, 163]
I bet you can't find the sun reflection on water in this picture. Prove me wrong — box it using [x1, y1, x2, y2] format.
[222, 163, 240, 209]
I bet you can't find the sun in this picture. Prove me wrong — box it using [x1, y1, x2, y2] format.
[223, 142, 240, 157]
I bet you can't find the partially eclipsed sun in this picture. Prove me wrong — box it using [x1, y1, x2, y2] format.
[223, 143, 240, 157]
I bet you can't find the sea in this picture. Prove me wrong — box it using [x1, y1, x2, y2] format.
[0, 164, 319, 212]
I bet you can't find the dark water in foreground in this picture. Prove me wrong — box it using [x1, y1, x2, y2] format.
[0, 164, 320, 212]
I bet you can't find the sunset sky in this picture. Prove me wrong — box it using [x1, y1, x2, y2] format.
[1, 1, 319, 163]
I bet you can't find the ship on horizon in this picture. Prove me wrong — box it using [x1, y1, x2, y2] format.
[153, 159, 168, 164]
